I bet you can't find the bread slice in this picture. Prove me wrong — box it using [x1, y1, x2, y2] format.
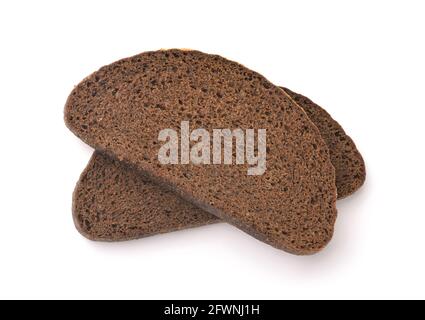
[73, 88, 364, 241]
[283, 88, 365, 198]
[73, 152, 220, 241]
[65, 49, 337, 254]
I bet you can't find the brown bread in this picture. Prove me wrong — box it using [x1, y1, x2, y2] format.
[73, 152, 220, 241]
[283, 88, 365, 198]
[65, 49, 337, 254]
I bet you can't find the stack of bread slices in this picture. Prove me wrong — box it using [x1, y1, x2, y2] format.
[65, 49, 365, 255]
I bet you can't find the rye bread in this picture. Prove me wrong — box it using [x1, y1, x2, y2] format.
[65, 49, 337, 255]
[73, 88, 364, 242]
[283, 88, 365, 198]
[73, 152, 219, 241]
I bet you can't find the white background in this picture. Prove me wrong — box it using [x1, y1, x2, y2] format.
[0, 0, 424, 300]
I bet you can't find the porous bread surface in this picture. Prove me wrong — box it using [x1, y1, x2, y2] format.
[74, 89, 365, 242]
[65, 49, 337, 255]
[283, 88, 366, 198]
[73, 152, 219, 241]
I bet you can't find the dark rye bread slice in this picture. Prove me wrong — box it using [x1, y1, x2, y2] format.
[73, 152, 220, 241]
[73, 89, 365, 241]
[283, 88, 366, 198]
[65, 49, 337, 255]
